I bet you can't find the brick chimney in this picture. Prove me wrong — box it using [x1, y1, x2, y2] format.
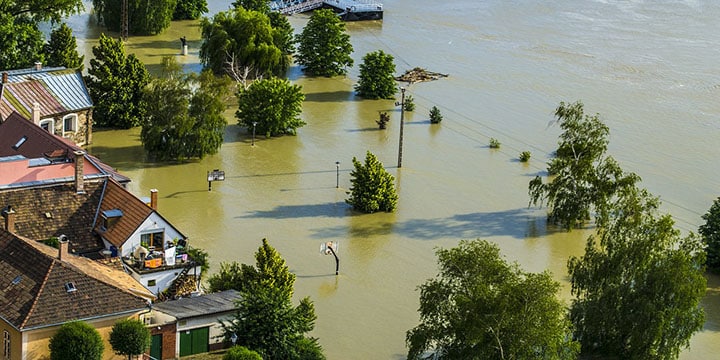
[3, 205, 15, 233]
[32, 102, 41, 126]
[150, 189, 158, 210]
[2, 72, 7, 84]
[58, 235, 69, 261]
[73, 150, 85, 194]
[34, 62, 42, 71]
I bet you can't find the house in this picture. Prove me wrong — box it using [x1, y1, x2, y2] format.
[145, 290, 241, 359]
[0, 64, 94, 146]
[0, 111, 201, 297]
[0, 229, 154, 360]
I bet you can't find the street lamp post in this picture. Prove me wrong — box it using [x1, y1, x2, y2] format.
[252, 122, 257, 146]
[396, 87, 406, 168]
[335, 161, 340, 188]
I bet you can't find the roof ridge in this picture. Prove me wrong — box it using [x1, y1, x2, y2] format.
[20, 259, 55, 329]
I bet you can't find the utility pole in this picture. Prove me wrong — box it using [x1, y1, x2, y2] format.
[121, 0, 128, 41]
[396, 87, 406, 168]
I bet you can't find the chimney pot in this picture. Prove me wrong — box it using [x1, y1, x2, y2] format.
[58, 235, 69, 261]
[3, 206, 16, 233]
[150, 189, 158, 210]
[73, 150, 85, 194]
[34, 62, 42, 71]
[2, 72, 7, 84]
[32, 103, 41, 126]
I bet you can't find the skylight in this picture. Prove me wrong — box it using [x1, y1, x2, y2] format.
[64, 282, 77, 292]
[11, 275, 22, 285]
[12, 136, 27, 150]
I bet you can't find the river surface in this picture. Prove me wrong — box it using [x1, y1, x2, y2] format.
[61, 0, 720, 358]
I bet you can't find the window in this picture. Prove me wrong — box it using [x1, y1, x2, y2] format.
[63, 114, 77, 133]
[3, 330, 9, 359]
[12, 136, 27, 150]
[141, 231, 165, 249]
[64, 282, 77, 292]
[39, 119, 54, 134]
[148, 279, 156, 287]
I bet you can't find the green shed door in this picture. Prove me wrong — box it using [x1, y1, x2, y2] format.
[179, 327, 209, 356]
[150, 334, 162, 360]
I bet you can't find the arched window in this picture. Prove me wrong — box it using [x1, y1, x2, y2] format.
[39, 119, 54, 134]
[63, 114, 78, 133]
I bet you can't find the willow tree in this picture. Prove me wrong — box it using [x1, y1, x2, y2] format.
[296, 9, 353, 77]
[92, 0, 175, 35]
[569, 187, 706, 359]
[528, 101, 639, 229]
[346, 151, 398, 213]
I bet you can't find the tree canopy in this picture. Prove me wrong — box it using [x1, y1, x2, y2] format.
[49, 321, 104, 360]
[355, 50, 397, 99]
[407, 239, 579, 360]
[86, 33, 150, 129]
[2, 0, 83, 22]
[173, 0, 208, 20]
[200, 7, 290, 77]
[224, 346, 263, 360]
[700, 197, 720, 272]
[233, 0, 270, 13]
[142, 57, 231, 160]
[568, 187, 706, 359]
[218, 239, 325, 360]
[529, 101, 639, 229]
[109, 319, 151, 360]
[236, 77, 305, 138]
[295, 8, 354, 77]
[92, 0, 176, 35]
[346, 151, 398, 213]
[45, 23, 84, 70]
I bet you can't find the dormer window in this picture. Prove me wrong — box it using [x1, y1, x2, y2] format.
[64, 282, 77, 292]
[101, 209, 123, 230]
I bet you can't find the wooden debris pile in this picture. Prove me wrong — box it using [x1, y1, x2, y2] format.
[395, 67, 449, 84]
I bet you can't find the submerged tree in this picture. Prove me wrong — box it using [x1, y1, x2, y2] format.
[93, 0, 176, 35]
[236, 77, 305, 138]
[295, 9, 353, 77]
[528, 101, 639, 229]
[142, 56, 231, 160]
[173, 0, 208, 20]
[346, 151, 398, 213]
[700, 197, 720, 272]
[355, 50, 397, 99]
[219, 239, 325, 360]
[407, 239, 579, 360]
[45, 23, 84, 70]
[86, 34, 149, 128]
[568, 187, 706, 359]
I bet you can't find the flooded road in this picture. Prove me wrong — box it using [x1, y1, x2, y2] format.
[66, 0, 720, 358]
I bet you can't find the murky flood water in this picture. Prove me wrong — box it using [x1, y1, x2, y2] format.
[66, 0, 720, 358]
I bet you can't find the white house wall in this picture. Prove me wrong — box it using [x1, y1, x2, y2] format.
[120, 213, 185, 258]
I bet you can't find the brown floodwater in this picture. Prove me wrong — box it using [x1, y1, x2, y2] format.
[65, 0, 720, 358]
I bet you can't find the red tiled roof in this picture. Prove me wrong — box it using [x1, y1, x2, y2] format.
[0, 230, 149, 331]
[96, 179, 153, 248]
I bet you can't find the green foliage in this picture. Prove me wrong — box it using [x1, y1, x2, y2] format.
[49, 321, 104, 360]
[376, 112, 390, 129]
[219, 239, 324, 360]
[429, 106, 442, 123]
[142, 57, 230, 160]
[200, 7, 289, 77]
[109, 319, 151, 359]
[355, 50, 397, 99]
[173, 0, 208, 20]
[44, 23, 84, 70]
[207, 261, 253, 293]
[699, 197, 720, 272]
[224, 346, 263, 360]
[568, 188, 706, 359]
[186, 246, 210, 276]
[406, 239, 579, 360]
[528, 101, 640, 229]
[403, 95, 415, 112]
[1, 0, 83, 22]
[92, 0, 176, 35]
[86, 34, 150, 128]
[233, 0, 270, 12]
[489, 138, 500, 149]
[0, 14, 44, 69]
[43, 237, 60, 248]
[519, 151, 531, 162]
[295, 9, 354, 77]
[346, 151, 398, 213]
[236, 77, 305, 137]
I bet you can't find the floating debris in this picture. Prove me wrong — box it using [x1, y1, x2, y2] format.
[395, 67, 449, 84]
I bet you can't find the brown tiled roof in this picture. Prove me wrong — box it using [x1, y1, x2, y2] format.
[0, 230, 149, 331]
[96, 179, 153, 248]
[0, 182, 105, 254]
[0, 112, 130, 184]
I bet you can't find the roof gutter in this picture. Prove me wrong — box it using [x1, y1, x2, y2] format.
[20, 306, 148, 332]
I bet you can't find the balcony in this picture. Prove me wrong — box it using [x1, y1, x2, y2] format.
[122, 244, 195, 275]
